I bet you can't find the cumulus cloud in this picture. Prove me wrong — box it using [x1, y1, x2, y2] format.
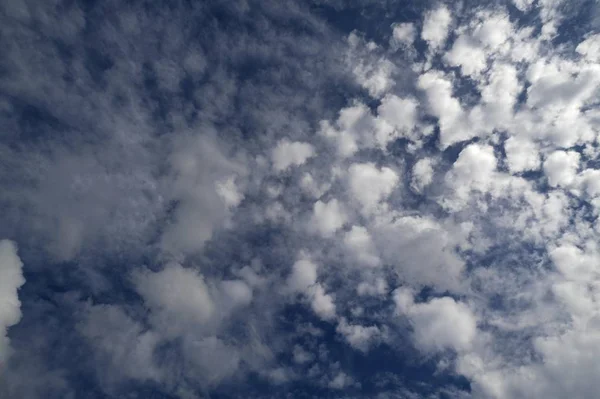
[421, 6, 452, 53]
[310, 199, 347, 237]
[390, 23, 416, 49]
[0, 240, 25, 365]
[5, 0, 600, 398]
[394, 288, 477, 352]
[287, 258, 319, 294]
[348, 163, 399, 215]
[343, 225, 380, 268]
[411, 158, 435, 192]
[336, 317, 381, 352]
[272, 139, 315, 172]
[133, 263, 215, 337]
[543, 150, 580, 188]
[347, 33, 396, 97]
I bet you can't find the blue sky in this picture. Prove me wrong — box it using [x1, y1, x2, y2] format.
[2, 0, 600, 398]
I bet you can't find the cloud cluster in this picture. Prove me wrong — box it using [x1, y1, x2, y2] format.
[3, 0, 600, 398]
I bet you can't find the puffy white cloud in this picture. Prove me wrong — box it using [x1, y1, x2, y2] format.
[8, 1, 600, 398]
[577, 34, 600, 62]
[216, 176, 244, 208]
[285, 254, 335, 322]
[444, 144, 497, 210]
[417, 71, 472, 148]
[512, 0, 535, 11]
[310, 199, 347, 237]
[472, 12, 513, 49]
[504, 137, 540, 173]
[321, 96, 419, 154]
[479, 62, 521, 129]
[373, 215, 465, 291]
[300, 173, 330, 199]
[161, 133, 244, 256]
[348, 163, 399, 215]
[220, 279, 253, 308]
[422, 6, 452, 52]
[543, 150, 580, 187]
[411, 158, 435, 192]
[320, 105, 366, 158]
[308, 284, 336, 321]
[394, 288, 478, 352]
[343, 225, 380, 268]
[133, 263, 215, 337]
[272, 139, 315, 172]
[0, 240, 25, 364]
[336, 318, 381, 352]
[376, 94, 419, 144]
[347, 33, 396, 98]
[357, 278, 388, 297]
[287, 258, 318, 293]
[444, 35, 488, 77]
[577, 168, 600, 198]
[390, 22, 416, 49]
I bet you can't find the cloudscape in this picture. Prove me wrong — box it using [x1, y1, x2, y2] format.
[2, 0, 600, 398]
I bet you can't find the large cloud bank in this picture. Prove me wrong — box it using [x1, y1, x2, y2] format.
[2, 0, 600, 398]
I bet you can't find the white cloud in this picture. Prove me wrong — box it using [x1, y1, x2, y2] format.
[308, 284, 337, 321]
[300, 173, 330, 198]
[394, 288, 478, 352]
[328, 371, 354, 390]
[411, 158, 435, 192]
[417, 71, 472, 148]
[347, 33, 396, 97]
[343, 225, 380, 267]
[310, 199, 347, 237]
[220, 279, 253, 308]
[347, 32, 396, 98]
[543, 150, 580, 187]
[287, 258, 318, 293]
[512, 0, 535, 11]
[480, 63, 521, 128]
[133, 263, 214, 337]
[444, 144, 497, 210]
[577, 168, 600, 198]
[286, 256, 335, 320]
[504, 137, 540, 173]
[376, 94, 419, 144]
[422, 6, 452, 52]
[292, 345, 314, 365]
[0, 240, 25, 364]
[444, 35, 488, 77]
[390, 22, 416, 49]
[161, 133, 244, 256]
[472, 12, 513, 49]
[373, 215, 465, 292]
[272, 139, 315, 171]
[78, 304, 163, 385]
[8, 1, 600, 397]
[216, 176, 244, 208]
[336, 318, 380, 352]
[348, 162, 399, 215]
[320, 102, 374, 157]
[577, 33, 600, 62]
[357, 278, 388, 296]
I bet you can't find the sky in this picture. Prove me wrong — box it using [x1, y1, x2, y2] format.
[1, 0, 600, 398]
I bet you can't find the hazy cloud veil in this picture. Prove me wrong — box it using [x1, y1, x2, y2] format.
[1, 0, 600, 398]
